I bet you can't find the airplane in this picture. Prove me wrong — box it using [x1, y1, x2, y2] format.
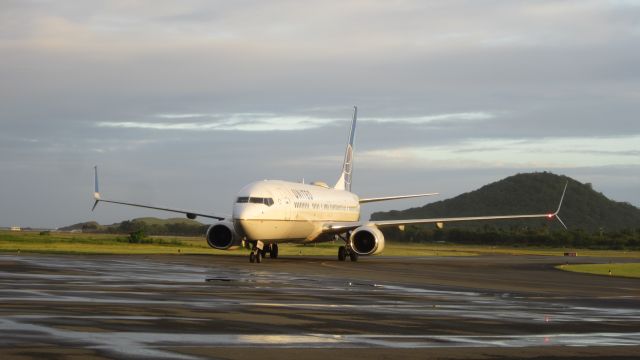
[92, 106, 567, 263]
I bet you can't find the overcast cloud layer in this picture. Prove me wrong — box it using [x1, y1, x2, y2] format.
[1, 0, 639, 228]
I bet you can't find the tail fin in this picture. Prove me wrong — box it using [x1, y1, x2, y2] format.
[334, 106, 357, 191]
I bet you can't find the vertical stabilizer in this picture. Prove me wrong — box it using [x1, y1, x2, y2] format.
[334, 106, 357, 191]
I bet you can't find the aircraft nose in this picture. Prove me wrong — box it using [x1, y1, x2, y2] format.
[233, 204, 265, 219]
[233, 204, 247, 219]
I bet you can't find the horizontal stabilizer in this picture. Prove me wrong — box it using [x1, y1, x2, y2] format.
[359, 192, 439, 204]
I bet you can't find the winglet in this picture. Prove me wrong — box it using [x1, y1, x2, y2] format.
[549, 181, 568, 229]
[92, 166, 101, 211]
[554, 181, 568, 215]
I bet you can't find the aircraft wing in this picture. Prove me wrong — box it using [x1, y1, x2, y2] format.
[324, 182, 568, 233]
[359, 192, 439, 204]
[369, 211, 565, 229]
[91, 167, 226, 221]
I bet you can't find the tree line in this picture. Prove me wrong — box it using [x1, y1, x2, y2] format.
[80, 220, 208, 237]
[381, 225, 640, 250]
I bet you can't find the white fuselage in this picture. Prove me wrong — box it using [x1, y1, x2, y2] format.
[232, 180, 360, 243]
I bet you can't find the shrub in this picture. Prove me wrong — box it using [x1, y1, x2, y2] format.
[128, 229, 147, 244]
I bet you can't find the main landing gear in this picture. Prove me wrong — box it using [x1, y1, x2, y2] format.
[336, 233, 358, 262]
[249, 241, 279, 263]
[338, 245, 358, 262]
[249, 249, 262, 263]
[269, 243, 279, 259]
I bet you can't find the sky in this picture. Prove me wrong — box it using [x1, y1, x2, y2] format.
[1, 0, 639, 228]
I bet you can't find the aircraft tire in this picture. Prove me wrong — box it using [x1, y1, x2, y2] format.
[249, 252, 256, 263]
[338, 246, 347, 261]
[349, 251, 358, 262]
[256, 251, 262, 263]
[270, 244, 279, 259]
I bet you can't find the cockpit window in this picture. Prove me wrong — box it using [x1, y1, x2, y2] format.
[237, 196, 274, 206]
[249, 197, 264, 204]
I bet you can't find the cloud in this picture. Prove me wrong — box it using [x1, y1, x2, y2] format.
[2, 1, 640, 227]
[155, 113, 208, 119]
[96, 111, 497, 132]
[357, 135, 640, 169]
[97, 114, 339, 131]
[362, 112, 496, 124]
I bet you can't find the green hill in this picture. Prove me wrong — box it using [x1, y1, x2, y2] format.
[58, 221, 102, 232]
[370, 172, 640, 232]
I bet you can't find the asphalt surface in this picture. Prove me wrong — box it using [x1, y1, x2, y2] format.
[0, 252, 639, 359]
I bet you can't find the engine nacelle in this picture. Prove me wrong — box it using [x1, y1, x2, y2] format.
[206, 222, 241, 250]
[349, 225, 385, 256]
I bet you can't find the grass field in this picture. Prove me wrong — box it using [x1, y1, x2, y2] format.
[0, 231, 221, 255]
[557, 263, 640, 279]
[0, 231, 475, 256]
[1, 230, 640, 259]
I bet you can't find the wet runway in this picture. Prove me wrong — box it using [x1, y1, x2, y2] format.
[0, 253, 639, 359]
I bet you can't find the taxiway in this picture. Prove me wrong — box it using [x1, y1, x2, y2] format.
[0, 253, 638, 359]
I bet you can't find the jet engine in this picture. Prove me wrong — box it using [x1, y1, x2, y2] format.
[206, 222, 241, 250]
[349, 225, 385, 256]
